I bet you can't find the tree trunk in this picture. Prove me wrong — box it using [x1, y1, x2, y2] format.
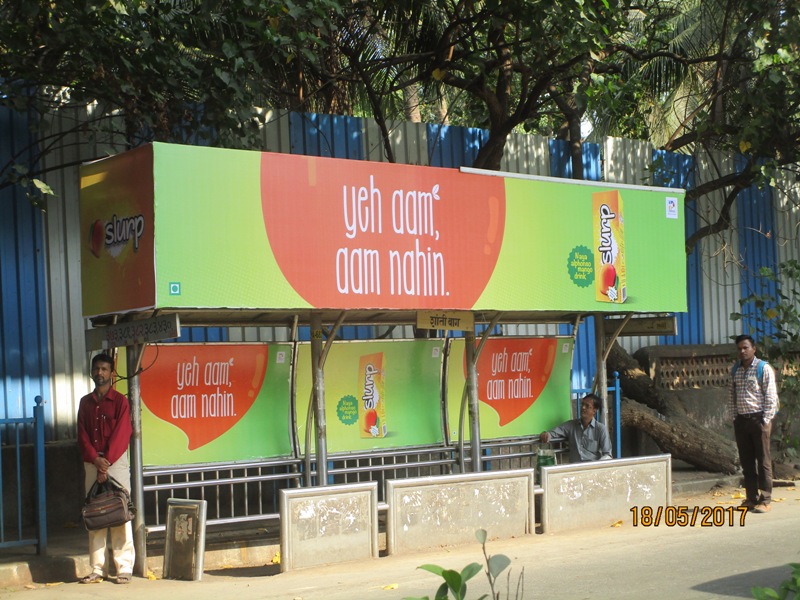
[621, 399, 739, 474]
[608, 342, 738, 473]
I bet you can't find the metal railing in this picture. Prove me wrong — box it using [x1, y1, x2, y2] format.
[0, 396, 47, 554]
[143, 458, 303, 532]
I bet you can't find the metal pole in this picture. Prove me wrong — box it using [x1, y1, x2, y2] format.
[464, 330, 481, 472]
[593, 314, 609, 431]
[34, 396, 47, 555]
[127, 344, 147, 577]
[310, 313, 328, 485]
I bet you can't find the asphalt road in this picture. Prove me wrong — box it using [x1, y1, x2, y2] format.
[2, 483, 798, 600]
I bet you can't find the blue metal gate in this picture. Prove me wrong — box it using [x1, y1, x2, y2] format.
[0, 396, 47, 554]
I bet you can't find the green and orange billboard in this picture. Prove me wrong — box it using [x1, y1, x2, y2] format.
[446, 337, 574, 440]
[80, 143, 686, 317]
[138, 343, 293, 465]
[138, 337, 572, 465]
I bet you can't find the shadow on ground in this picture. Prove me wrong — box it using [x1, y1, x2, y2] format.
[204, 564, 281, 578]
[693, 564, 793, 598]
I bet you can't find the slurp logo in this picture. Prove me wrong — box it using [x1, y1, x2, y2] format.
[88, 213, 146, 258]
[470, 338, 557, 426]
[261, 153, 506, 310]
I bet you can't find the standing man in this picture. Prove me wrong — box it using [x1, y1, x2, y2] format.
[540, 393, 613, 462]
[77, 353, 135, 584]
[730, 334, 779, 514]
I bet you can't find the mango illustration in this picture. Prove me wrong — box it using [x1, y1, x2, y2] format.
[600, 264, 616, 295]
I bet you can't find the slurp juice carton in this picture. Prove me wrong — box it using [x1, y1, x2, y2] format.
[359, 352, 387, 438]
[593, 190, 626, 303]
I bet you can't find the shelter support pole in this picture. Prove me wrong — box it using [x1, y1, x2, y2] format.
[310, 312, 328, 485]
[464, 330, 481, 472]
[127, 343, 147, 577]
[592, 313, 609, 431]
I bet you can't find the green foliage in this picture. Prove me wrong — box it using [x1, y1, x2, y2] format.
[0, 0, 345, 202]
[404, 529, 523, 600]
[752, 561, 800, 599]
[731, 259, 800, 457]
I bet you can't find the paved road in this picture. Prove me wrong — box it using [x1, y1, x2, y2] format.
[2, 484, 798, 600]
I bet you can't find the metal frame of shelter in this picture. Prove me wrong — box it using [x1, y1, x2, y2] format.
[114, 310, 624, 575]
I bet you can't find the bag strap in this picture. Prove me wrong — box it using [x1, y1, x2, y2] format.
[85, 475, 128, 501]
[106, 476, 126, 491]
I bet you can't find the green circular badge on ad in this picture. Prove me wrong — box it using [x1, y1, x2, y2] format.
[568, 245, 594, 287]
[337, 395, 359, 425]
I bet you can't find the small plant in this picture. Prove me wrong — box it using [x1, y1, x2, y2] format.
[751, 561, 800, 599]
[404, 529, 524, 600]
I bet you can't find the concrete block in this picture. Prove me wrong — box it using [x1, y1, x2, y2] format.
[542, 454, 671, 533]
[279, 482, 378, 572]
[386, 470, 534, 555]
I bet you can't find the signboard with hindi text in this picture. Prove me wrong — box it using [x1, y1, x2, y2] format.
[416, 310, 474, 331]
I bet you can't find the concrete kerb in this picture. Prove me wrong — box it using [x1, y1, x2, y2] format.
[0, 471, 745, 590]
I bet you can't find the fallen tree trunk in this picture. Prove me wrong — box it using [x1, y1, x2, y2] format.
[607, 341, 738, 474]
[620, 398, 739, 474]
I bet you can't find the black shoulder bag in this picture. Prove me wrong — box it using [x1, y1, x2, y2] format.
[82, 476, 136, 531]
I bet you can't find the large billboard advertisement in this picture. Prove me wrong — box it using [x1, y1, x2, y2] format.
[446, 337, 574, 440]
[136, 337, 572, 466]
[80, 143, 686, 317]
[295, 340, 446, 453]
[139, 343, 293, 466]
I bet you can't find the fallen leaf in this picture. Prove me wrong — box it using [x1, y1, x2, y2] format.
[611, 520, 623, 527]
[382, 583, 399, 590]
[147, 571, 157, 580]
[731, 492, 745, 500]
[773, 498, 785, 503]
[272, 551, 281, 565]
[45, 582, 64, 587]
[24, 585, 36, 590]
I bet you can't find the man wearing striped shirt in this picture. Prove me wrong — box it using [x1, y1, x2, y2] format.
[730, 335, 779, 514]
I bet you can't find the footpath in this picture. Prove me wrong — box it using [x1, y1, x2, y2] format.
[1, 468, 798, 600]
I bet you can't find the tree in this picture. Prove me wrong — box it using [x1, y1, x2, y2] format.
[587, 0, 800, 253]
[0, 0, 344, 206]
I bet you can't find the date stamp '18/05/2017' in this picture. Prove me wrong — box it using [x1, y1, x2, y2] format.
[631, 505, 747, 527]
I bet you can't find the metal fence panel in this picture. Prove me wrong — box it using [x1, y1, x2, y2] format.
[0, 107, 51, 436]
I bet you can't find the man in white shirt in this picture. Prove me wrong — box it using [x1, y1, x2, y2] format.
[540, 393, 612, 462]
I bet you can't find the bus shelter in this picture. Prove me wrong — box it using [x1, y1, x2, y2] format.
[80, 143, 687, 572]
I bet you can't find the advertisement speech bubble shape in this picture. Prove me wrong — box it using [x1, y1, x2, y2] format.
[470, 338, 557, 426]
[261, 153, 506, 310]
[140, 345, 268, 450]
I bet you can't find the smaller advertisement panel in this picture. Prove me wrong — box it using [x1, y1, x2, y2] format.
[79, 144, 156, 317]
[295, 340, 445, 453]
[139, 343, 293, 466]
[446, 337, 573, 440]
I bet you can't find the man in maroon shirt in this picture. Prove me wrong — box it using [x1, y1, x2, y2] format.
[77, 353, 134, 584]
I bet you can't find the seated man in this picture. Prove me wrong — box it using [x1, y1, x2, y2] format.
[539, 393, 612, 462]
